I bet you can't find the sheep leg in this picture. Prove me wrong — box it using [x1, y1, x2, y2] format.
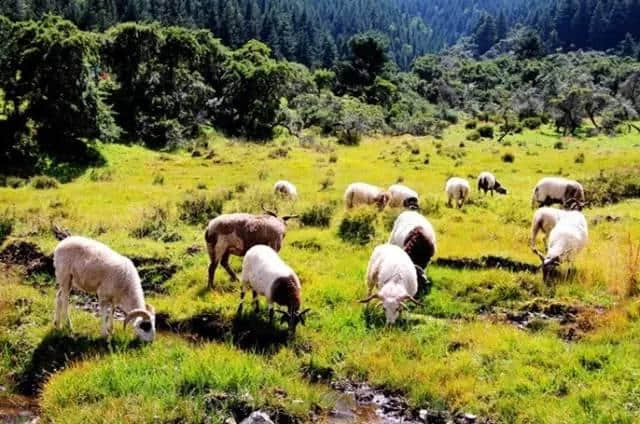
[100, 300, 112, 339]
[220, 251, 238, 282]
[252, 290, 259, 312]
[447, 195, 452, 208]
[268, 303, 274, 324]
[54, 272, 72, 330]
[207, 259, 218, 290]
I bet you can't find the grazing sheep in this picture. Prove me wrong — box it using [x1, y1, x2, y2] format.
[445, 177, 470, 208]
[344, 182, 390, 210]
[240, 245, 310, 334]
[532, 177, 585, 209]
[205, 208, 298, 289]
[388, 211, 436, 286]
[359, 244, 421, 325]
[274, 180, 298, 200]
[388, 184, 420, 209]
[53, 236, 155, 342]
[477, 172, 507, 196]
[531, 211, 588, 281]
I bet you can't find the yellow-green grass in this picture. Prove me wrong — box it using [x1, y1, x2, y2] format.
[2, 124, 640, 422]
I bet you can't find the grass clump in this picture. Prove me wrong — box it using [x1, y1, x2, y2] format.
[0, 209, 15, 244]
[177, 192, 224, 225]
[152, 175, 165, 185]
[574, 152, 585, 164]
[130, 206, 182, 242]
[501, 152, 515, 163]
[522, 117, 542, 130]
[338, 208, 377, 244]
[31, 176, 59, 190]
[300, 203, 335, 228]
[89, 169, 113, 182]
[5, 177, 26, 188]
[465, 121, 477, 129]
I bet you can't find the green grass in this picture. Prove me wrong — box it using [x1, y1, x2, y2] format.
[2, 124, 640, 422]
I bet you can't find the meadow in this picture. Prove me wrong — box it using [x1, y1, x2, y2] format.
[2, 124, 640, 423]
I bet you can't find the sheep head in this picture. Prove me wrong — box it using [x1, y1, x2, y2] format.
[564, 198, 585, 211]
[125, 303, 156, 342]
[403, 197, 420, 210]
[359, 292, 421, 324]
[532, 247, 561, 282]
[276, 307, 311, 335]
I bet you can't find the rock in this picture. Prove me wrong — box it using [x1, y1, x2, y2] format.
[224, 418, 237, 424]
[464, 412, 477, 421]
[240, 412, 274, 424]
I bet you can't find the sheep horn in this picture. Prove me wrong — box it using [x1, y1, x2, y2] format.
[261, 204, 278, 217]
[406, 296, 423, 306]
[281, 215, 299, 221]
[124, 308, 152, 327]
[358, 293, 380, 303]
[531, 247, 546, 262]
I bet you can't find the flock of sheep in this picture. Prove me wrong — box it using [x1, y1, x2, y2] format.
[50, 173, 589, 342]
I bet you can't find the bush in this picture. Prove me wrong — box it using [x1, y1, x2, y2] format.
[234, 182, 248, 193]
[31, 176, 59, 189]
[0, 209, 15, 244]
[465, 121, 477, 129]
[2, 177, 26, 188]
[466, 131, 481, 142]
[152, 175, 165, 185]
[338, 209, 377, 244]
[522, 117, 542, 130]
[582, 171, 640, 206]
[300, 203, 335, 228]
[574, 153, 585, 164]
[337, 130, 361, 146]
[501, 152, 515, 163]
[553, 141, 565, 150]
[319, 177, 334, 191]
[268, 147, 289, 159]
[478, 125, 494, 139]
[130, 206, 182, 242]
[442, 110, 458, 124]
[89, 169, 113, 182]
[177, 192, 225, 225]
[329, 153, 338, 163]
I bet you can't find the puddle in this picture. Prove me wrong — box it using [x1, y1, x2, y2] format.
[434, 255, 538, 273]
[328, 381, 491, 424]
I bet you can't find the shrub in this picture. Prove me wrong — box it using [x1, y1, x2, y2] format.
[522, 117, 542, 130]
[268, 147, 289, 159]
[478, 125, 494, 139]
[502, 152, 515, 163]
[0, 209, 15, 244]
[420, 195, 442, 218]
[178, 192, 225, 225]
[197, 182, 207, 190]
[4, 177, 26, 188]
[575, 153, 585, 164]
[89, 169, 114, 182]
[337, 130, 360, 146]
[319, 177, 334, 191]
[130, 206, 182, 242]
[338, 209, 377, 244]
[234, 182, 248, 193]
[465, 121, 477, 129]
[582, 171, 640, 206]
[329, 153, 338, 163]
[466, 131, 481, 142]
[300, 203, 335, 228]
[442, 110, 458, 124]
[152, 175, 165, 185]
[31, 176, 59, 189]
[553, 141, 565, 150]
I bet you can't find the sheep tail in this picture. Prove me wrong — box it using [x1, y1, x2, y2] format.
[403, 227, 435, 270]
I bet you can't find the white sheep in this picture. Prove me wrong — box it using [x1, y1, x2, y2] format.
[274, 180, 298, 200]
[344, 182, 390, 210]
[388, 184, 420, 209]
[530, 207, 567, 250]
[388, 211, 436, 286]
[445, 177, 470, 208]
[531, 211, 588, 281]
[240, 245, 310, 333]
[359, 244, 421, 324]
[532, 177, 585, 209]
[477, 172, 507, 196]
[205, 208, 297, 289]
[53, 236, 155, 341]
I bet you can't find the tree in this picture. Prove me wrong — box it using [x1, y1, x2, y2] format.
[473, 14, 497, 55]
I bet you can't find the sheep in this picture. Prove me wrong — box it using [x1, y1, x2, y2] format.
[531, 211, 588, 282]
[388, 184, 420, 209]
[344, 182, 390, 210]
[53, 236, 155, 342]
[388, 211, 436, 287]
[239, 245, 310, 334]
[477, 172, 507, 196]
[205, 207, 298, 289]
[531, 177, 585, 209]
[274, 180, 298, 200]
[445, 177, 470, 208]
[359, 244, 421, 325]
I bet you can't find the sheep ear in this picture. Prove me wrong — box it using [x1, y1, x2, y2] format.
[261, 204, 278, 217]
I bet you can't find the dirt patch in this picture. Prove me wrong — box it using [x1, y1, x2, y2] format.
[156, 309, 291, 354]
[329, 380, 493, 424]
[434, 255, 539, 273]
[0, 241, 54, 277]
[290, 240, 323, 252]
[591, 215, 622, 225]
[0, 393, 39, 424]
[491, 299, 604, 341]
[129, 256, 179, 294]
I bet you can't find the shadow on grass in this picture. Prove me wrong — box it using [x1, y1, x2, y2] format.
[16, 330, 143, 396]
[156, 308, 290, 355]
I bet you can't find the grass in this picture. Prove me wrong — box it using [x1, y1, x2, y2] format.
[1, 124, 640, 422]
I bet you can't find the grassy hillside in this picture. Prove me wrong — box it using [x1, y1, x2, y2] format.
[2, 124, 640, 423]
